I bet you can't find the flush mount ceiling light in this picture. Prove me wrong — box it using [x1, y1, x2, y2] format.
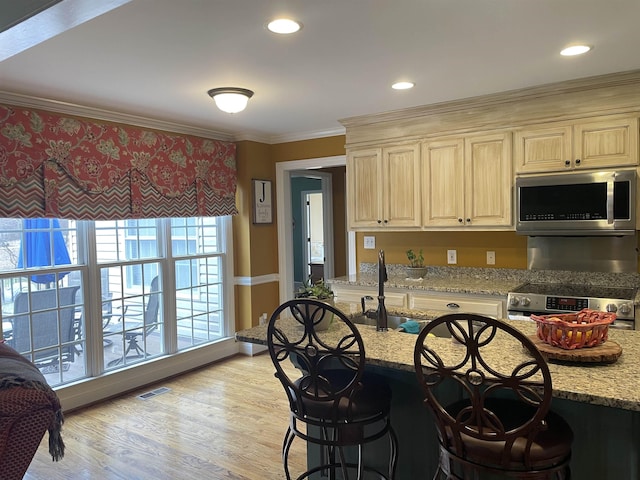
[207, 87, 254, 114]
[392, 81, 415, 90]
[267, 18, 302, 34]
[560, 44, 592, 56]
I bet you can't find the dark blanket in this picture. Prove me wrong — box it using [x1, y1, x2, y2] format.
[0, 342, 65, 461]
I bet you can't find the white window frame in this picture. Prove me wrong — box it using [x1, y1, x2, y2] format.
[1, 216, 238, 410]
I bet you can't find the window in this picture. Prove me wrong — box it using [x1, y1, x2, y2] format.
[0, 216, 231, 387]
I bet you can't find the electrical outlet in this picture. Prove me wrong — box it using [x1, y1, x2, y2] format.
[447, 249, 457, 264]
[364, 236, 376, 249]
[486, 251, 496, 265]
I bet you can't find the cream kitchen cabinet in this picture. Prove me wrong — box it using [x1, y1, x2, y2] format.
[330, 284, 408, 308]
[408, 291, 506, 318]
[514, 115, 639, 173]
[422, 132, 512, 228]
[347, 143, 421, 230]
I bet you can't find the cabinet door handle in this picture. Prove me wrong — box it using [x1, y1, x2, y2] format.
[377, 220, 382, 224]
[446, 303, 460, 309]
[466, 218, 470, 223]
[458, 218, 463, 223]
[575, 158, 581, 165]
[565, 160, 571, 166]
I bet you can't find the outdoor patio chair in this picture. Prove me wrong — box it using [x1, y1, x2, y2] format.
[11, 286, 80, 370]
[107, 276, 160, 366]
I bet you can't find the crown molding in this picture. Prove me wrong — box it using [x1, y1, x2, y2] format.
[268, 126, 346, 144]
[339, 69, 640, 129]
[0, 91, 236, 142]
[233, 126, 345, 145]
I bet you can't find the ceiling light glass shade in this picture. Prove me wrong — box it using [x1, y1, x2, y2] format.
[560, 45, 592, 56]
[267, 18, 302, 34]
[207, 87, 254, 113]
[392, 81, 415, 90]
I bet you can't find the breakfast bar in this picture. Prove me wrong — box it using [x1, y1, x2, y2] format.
[236, 304, 640, 479]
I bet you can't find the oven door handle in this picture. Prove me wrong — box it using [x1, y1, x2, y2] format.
[607, 174, 615, 224]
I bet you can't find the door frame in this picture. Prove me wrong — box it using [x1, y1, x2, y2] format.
[276, 155, 348, 304]
[298, 185, 325, 289]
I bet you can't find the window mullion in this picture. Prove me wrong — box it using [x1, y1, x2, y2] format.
[81, 221, 105, 375]
[161, 219, 177, 354]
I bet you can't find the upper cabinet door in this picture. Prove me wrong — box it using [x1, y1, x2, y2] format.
[515, 116, 639, 173]
[514, 124, 573, 173]
[574, 117, 639, 169]
[422, 138, 465, 226]
[347, 148, 382, 229]
[465, 132, 512, 227]
[347, 144, 421, 230]
[423, 133, 512, 228]
[382, 143, 421, 228]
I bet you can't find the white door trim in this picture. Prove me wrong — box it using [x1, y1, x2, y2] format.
[276, 155, 346, 304]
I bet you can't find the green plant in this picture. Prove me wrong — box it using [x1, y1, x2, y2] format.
[406, 249, 425, 268]
[295, 278, 334, 300]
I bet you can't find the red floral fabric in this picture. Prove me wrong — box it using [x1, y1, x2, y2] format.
[0, 104, 237, 219]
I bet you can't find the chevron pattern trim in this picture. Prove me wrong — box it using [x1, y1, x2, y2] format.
[0, 171, 45, 218]
[52, 169, 131, 220]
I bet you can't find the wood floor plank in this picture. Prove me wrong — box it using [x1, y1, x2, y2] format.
[24, 353, 306, 480]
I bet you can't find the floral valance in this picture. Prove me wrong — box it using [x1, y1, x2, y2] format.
[0, 104, 237, 219]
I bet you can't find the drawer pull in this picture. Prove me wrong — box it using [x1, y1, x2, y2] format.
[446, 303, 460, 309]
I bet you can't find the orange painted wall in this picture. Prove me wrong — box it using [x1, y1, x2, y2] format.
[355, 231, 528, 269]
[234, 136, 346, 329]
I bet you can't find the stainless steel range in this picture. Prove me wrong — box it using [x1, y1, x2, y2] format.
[507, 283, 636, 330]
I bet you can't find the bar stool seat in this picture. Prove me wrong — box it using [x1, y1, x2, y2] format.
[268, 298, 398, 480]
[414, 313, 573, 479]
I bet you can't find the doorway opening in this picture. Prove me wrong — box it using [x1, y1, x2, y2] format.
[276, 156, 353, 304]
[291, 176, 326, 292]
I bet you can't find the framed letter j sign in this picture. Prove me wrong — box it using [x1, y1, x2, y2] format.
[253, 179, 273, 224]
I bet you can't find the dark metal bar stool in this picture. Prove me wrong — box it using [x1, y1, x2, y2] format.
[413, 313, 573, 479]
[267, 298, 398, 479]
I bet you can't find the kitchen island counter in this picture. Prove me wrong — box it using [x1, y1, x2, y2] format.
[237, 304, 640, 478]
[237, 304, 640, 411]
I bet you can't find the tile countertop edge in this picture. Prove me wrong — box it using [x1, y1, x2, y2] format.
[235, 302, 640, 413]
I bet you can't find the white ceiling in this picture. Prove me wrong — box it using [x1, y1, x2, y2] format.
[1, 0, 640, 143]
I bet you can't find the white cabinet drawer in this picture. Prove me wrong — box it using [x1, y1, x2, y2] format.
[409, 293, 504, 318]
[332, 286, 407, 308]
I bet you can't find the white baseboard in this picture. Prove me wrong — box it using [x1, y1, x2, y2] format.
[238, 342, 268, 356]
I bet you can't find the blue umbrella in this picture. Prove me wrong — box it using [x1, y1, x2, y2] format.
[17, 218, 71, 284]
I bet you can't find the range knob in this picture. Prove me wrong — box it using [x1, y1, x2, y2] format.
[618, 303, 632, 315]
[605, 303, 618, 313]
[520, 297, 531, 307]
[509, 296, 520, 307]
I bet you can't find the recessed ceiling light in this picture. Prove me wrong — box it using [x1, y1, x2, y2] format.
[560, 45, 592, 56]
[392, 82, 415, 90]
[267, 18, 302, 34]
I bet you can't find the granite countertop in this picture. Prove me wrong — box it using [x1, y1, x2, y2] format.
[236, 302, 640, 412]
[328, 266, 640, 303]
[328, 272, 522, 296]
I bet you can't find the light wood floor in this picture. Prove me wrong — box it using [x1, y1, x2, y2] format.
[25, 353, 306, 480]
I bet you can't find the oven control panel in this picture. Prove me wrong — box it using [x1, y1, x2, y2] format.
[507, 293, 635, 321]
[546, 296, 589, 311]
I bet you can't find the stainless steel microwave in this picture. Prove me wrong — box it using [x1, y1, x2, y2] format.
[515, 170, 636, 236]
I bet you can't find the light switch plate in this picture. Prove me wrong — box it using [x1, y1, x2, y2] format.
[447, 249, 457, 264]
[364, 236, 375, 249]
[486, 251, 496, 265]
